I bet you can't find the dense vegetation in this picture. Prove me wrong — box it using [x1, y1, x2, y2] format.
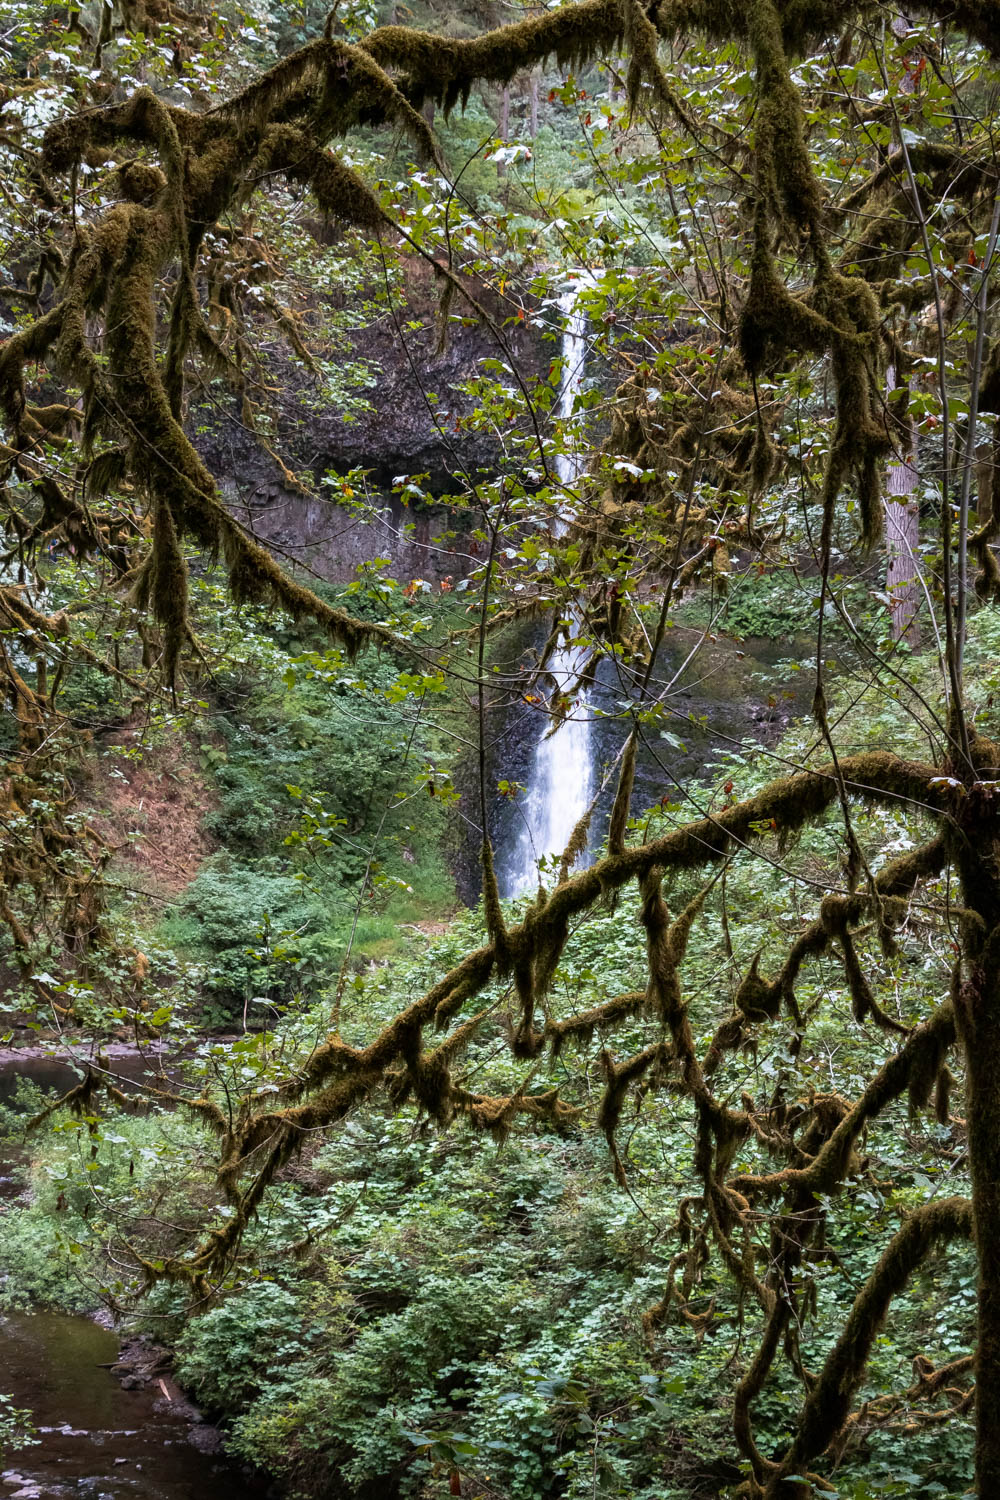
[3, 1, 1000, 1498]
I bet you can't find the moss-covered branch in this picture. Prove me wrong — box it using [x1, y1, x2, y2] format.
[765, 1197, 974, 1496]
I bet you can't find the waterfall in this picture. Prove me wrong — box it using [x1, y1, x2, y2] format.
[505, 280, 594, 896]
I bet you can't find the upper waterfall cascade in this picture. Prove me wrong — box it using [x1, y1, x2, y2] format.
[505, 280, 595, 896]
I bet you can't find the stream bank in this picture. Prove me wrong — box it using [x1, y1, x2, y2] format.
[0, 1053, 270, 1500]
[0, 1311, 267, 1500]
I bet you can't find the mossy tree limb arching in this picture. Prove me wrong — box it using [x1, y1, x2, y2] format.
[765, 1196, 976, 1498]
[75, 742, 986, 1486]
[4, 0, 998, 694]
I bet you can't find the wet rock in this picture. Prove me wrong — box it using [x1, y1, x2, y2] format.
[186, 1424, 223, 1454]
[152, 1394, 200, 1422]
[118, 1373, 143, 1391]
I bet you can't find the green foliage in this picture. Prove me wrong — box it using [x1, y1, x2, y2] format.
[2, 2, 999, 1497]
[133, 582, 462, 1010]
[53, 662, 130, 732]
[176, 1283, 312, 1411]
[159, 854, 339, 1008]
[0, 1101, 213, 1312]
[176, 1114, 713, 1500]
[0, 1191, 99, 1314]
[699, 568, 817, 641]
[0, 1393, 38, 1463]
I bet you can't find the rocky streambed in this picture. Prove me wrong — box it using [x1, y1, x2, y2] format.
[0, 1312, 265, 1500]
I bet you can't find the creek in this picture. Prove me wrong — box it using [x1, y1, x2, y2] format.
[0, 1050, 268, 1500]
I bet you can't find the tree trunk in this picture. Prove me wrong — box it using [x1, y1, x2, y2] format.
[885, 31, 922, 648]
[954, 814, 1000, 1496]
[885, 495, 920, 646]
[496, 84, 510, 177]
[960, 949, 1000, 1493]
[886, 364, 921, 647]
[529, 71, 539, 136]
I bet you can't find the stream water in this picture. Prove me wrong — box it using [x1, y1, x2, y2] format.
[0, 1051, 269, 1500]
[0, 1311, 262, 1500]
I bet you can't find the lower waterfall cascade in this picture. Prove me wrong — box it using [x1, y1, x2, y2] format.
[505, 277, 596, 897]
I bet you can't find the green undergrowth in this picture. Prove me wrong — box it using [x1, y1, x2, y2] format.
[0, 759, 976, 1500]
[143, 574, 465, 1020]
[674, 565, 824, 643]
[0, 559, 466, 1028]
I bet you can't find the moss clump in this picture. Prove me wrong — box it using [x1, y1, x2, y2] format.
[113, 160, 168, 204]
[736, 953, 781, 1021]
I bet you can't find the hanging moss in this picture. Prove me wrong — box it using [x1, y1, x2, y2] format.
[736, 952, 781, 1021]
[456, 1083, 579, 1143]
[363, 0, 625, 116]
[747, 0, 824, 247]
[621, 0, 699, 130]
[531, 900, 570, 1005]
[740, 1000, 957, 1202]
[557, 802, 594, 884]
[481, 837, 512, 975]
[909, 1011, 955, 1118]
[641, 877, 708, 1025]
[546, 990, 646, 1059]
[255, 125, 388, 231]
[607, 730, 638, 856]
[935, 1065, 956, 1125]
[703, 1014, 747, 1076]
[597, 1042, 668, 1186]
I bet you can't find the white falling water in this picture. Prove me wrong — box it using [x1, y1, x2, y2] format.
[506, 280, 594, 895]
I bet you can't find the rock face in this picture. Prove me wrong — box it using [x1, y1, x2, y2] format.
[197, 259, 549, 585]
